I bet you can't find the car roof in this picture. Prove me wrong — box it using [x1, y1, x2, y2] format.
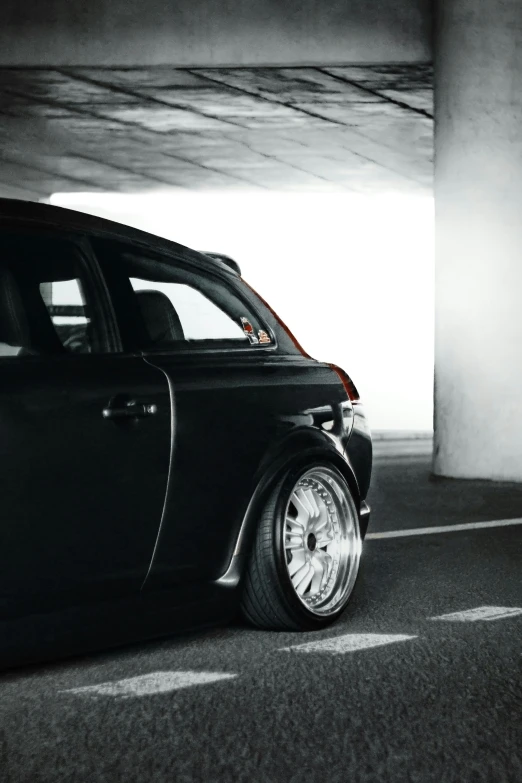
[0, 198, 239, 277]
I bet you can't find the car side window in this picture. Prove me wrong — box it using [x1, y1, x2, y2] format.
[129, 278, 246, 342]
[92, 238, 272, 353]
[0, 232, 109, 357]
[39, 277, 93, 353]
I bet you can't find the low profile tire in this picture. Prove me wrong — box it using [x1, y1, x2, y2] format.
[241, 463, 362, 631]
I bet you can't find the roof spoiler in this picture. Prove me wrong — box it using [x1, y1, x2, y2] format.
[200, 251, 241, 276]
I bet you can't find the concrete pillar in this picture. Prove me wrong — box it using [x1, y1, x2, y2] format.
[433, 0, 522, 480]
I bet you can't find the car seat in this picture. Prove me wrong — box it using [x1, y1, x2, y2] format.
[135, 289, 185, 345]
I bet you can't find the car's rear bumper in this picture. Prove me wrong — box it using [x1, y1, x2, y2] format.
[359, 500, 371, 539]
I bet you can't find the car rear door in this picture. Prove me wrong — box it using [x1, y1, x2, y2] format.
[0, 225, 171, 617]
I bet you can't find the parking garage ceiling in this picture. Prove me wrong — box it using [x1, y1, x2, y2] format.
[0, 64, 432, 199]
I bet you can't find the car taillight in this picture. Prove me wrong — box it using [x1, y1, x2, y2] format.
[327, 364, 360, 402]
[241, 279, 313, 359]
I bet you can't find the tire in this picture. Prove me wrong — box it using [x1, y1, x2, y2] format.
[241, 462, 362, 631]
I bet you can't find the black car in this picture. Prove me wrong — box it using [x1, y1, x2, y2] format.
[0, 199, 372, 667]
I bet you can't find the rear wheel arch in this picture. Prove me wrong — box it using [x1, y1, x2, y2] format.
[235, 438, 361, 568]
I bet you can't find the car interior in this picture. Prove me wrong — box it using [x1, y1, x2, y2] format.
[0, 236, 95, 355]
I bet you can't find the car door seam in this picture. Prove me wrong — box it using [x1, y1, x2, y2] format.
[140, 354, 176, 591]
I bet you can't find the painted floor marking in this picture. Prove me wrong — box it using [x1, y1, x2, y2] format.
[280, 633, 416, 654]
[366, 517, 522, 540]
[431, 606, 522, 623]
[65, 670, 237, 698]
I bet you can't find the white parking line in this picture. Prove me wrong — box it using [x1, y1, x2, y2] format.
[366, 517, 522, 540]
[431, 606, 522, 623]
[280, 633, 416, 654]
[65, 670, 237, 698]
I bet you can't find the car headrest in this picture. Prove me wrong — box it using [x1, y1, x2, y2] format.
[0, 265, 32, 349]
[135, 289, 185, 344]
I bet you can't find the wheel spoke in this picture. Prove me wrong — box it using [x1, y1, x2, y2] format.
[291, 561, 310, 586]
[313, 502, 329, 533]
[294, 488, 316, 519]
[294, 563, 314, 595]
[289, 493, 311, 527]
[310, 556, 325, 593]
[286, 515, 305, 531]
[313, 549, 332, 584]
[303, 488, 321, 518]
[285, 525, 304, 547]
[287, 551, 306, 576]
[315, 532, 334, 547]
[324, 539, 337, 554]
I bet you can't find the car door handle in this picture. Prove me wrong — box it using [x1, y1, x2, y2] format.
[102, 401, 158, 420]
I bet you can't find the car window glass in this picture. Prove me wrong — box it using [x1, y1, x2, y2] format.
[92, 238, 272, 353]
[0, 232, 107, 357]
[39, 278, 92, 353]
[130, 278, 246, 341]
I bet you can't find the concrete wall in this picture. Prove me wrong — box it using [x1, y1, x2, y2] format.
[2, 0, 432, 67]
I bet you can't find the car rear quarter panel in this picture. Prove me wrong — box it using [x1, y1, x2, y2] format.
[142, 356, 356, 588]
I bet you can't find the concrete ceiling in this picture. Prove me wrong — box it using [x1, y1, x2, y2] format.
[0, 64, 433, 199]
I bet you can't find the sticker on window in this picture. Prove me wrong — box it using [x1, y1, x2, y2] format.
[258, 330, 271, 344]
[240, 317, 259, 344]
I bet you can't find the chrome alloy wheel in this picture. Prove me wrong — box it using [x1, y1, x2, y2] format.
[283, 467, 361, 616]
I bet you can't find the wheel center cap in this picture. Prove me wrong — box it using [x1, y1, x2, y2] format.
[307, 533, 317, 551]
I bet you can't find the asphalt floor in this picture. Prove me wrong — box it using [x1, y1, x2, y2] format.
[1, 446, 521, 783]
